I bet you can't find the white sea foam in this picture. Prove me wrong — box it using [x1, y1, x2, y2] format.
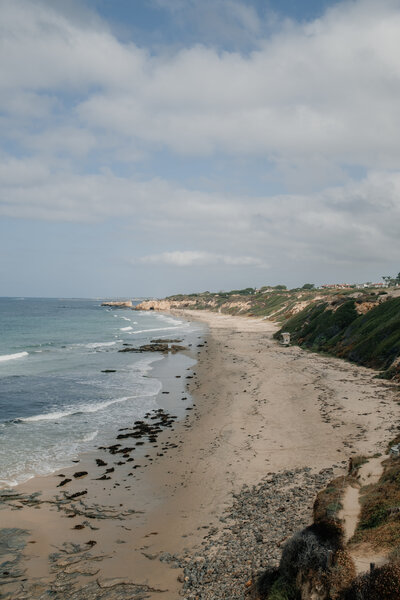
[129, 326, 183, 335]
[20, 397, 134, 422]
[0, 351, 28, 362]
[19, 389, 160, 424]
[130, 355, 161, 374]
[81, 430, 99, 442]
[21, 410, 73, 422]
[85, 341, 117, 349]
[155, 314, 183, 325]
[0, 474, 35, 488]
[120, 317, 131, 322]
[120, 326, 133, 331]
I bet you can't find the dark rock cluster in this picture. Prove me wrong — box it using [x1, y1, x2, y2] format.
[96, 408, 178, 465]
[118, 343, 186, 354]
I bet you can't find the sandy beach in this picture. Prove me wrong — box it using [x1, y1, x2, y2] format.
[1, 310, 399, 599]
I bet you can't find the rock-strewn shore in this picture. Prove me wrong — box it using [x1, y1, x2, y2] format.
[169, 467, 334, 599]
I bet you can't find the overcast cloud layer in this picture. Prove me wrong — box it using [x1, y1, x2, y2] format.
[1, 0, 400, 296]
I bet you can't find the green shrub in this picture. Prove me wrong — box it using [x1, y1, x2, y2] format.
[268, 577, 298, 600]
[279, 529, 333, 582]
[359, 504, 388, 530]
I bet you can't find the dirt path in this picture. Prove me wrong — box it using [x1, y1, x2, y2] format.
[340, 484, 360, 544]
[339, 456, 388, 574]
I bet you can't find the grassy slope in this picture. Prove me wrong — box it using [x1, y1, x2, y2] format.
[274, 297, 400, 378]
[354, 454, 400, 551]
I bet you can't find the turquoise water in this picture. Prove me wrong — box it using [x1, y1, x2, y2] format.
[0, 298, 203, 486]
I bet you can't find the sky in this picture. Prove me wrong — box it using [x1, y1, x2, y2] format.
[1, 0, 400, 297]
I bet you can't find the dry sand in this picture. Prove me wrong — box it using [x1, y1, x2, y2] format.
[1, 310, 399, 599]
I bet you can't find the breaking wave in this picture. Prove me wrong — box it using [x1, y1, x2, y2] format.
[0, 351, 28, 363]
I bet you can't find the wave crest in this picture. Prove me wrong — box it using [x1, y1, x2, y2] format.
[85, 341, 117, 349]
[0, 351, 29, 363]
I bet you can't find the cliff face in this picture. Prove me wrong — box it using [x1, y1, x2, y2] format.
[135, 290, 346, 322]
[135, 297, 256, 314]
[135, 289, 393, 323]
[135, 299, 197, 311]
[136, 292, 309, 320]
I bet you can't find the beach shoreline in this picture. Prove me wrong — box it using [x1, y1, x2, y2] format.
[1, 310, 399, 599]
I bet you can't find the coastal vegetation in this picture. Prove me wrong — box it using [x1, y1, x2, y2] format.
[255, 450, 400, 599]
[352, 450, 400, 551]
[274, 296, 400, 381]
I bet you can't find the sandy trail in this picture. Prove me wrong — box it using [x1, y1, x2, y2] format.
[1, 310, 399, 599]
[340, 456, 388, 574]
[340, 485, 360, 544]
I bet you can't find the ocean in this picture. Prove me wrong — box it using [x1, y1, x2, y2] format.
[0, 298, 204, 487]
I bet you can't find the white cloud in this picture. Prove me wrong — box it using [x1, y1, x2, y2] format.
[0, 156, 398, 271]
[1, 0, 400, 287]
[136, 250, 267, 267]
[1, 0, 400, 169]
[0, 1, 147, 92]
[75, 1, 400, 167]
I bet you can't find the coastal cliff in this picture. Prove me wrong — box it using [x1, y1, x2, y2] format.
[137, 288, 400, 381]
[135, 299, 183, 311]
[135, 287, 399, 323]
[135, 289, 318, 321]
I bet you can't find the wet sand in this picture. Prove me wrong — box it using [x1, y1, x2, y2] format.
[1, 311, 399, 599]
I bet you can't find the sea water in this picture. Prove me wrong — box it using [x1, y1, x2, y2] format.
[0, 298, 203, 487]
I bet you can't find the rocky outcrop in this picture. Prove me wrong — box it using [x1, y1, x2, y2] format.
[135, 297, 251, 313]
[101, 300, 132, 308]
[135, 299, 196, 311]
[118, 343, 186, 354]
[354, 295, 388, 315]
